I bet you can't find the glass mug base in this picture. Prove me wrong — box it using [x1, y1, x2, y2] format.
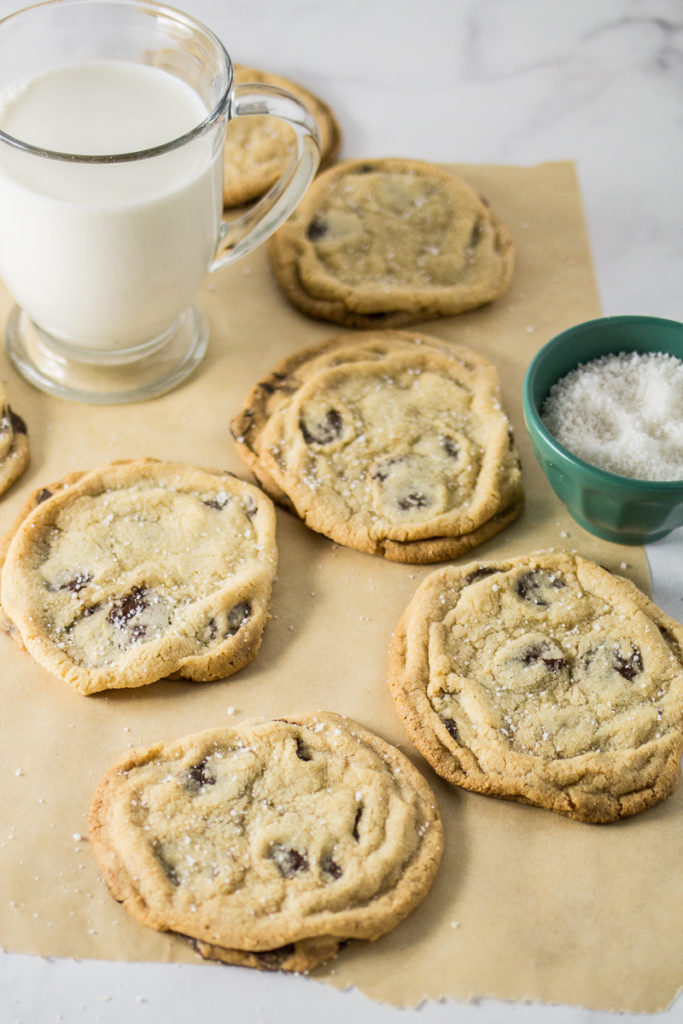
[6, 304, 209, 405]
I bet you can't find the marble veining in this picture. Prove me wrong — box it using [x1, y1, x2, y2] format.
[0, 1, 680, 1022]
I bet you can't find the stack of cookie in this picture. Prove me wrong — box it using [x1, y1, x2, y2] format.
[389, 550, 683, 823]
[268, 157, 515, 327]
[232, 330, 524, 562]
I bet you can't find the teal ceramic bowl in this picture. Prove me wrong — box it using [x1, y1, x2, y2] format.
[522, 315, 683, 545]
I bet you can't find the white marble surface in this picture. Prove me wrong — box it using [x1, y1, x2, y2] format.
[1, 0, 682, 1021]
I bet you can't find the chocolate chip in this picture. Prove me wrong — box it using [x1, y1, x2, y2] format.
[441, 717, 459, 742]
[57, 572, 92, 594]
[259, 371, 298, 396]
[230, 410, 254, 446]
[106, 587, 151, 644]
[268, 844, 309, 877]
[658, 624, 683, 660]
[63, 602, 101, 641]
[108, 586, 149, 627]
[582, 643, 644, 683]
[614, 644, 644, 681]
[321, 853, 342, 880]
[243, 495, 258, 520]
[300, 408, 343, 445]
[515, 570, 565, 607]
[352, 806, 362, 841]
[370, 456, 405, 483]
[255, 944, 297, 970]
[442, 436, 460, 459]
[186, 758, 217, 788]
[397, 491, 429, 510]
[295, 738, 313, 762]
[370, 456, 436, 514]
[521, 642, 566, 673]
[468, 218, 483, 248]
[153, 845, 180, 886]
[226, 601, 251, 637]
[203, 492, 231, 510]
[354, 163, 375, 174]
[464, 567, 500, 585]
[8, 408, 27, 435]
[306, 215, 328, 241]
[36, 488, 53, 504]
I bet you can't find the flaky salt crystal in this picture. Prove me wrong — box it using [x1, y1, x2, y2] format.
[542, 350, 683, 480]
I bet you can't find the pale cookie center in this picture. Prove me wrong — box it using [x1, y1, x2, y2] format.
[33, 487, 262, 667]
[434, 568, 675, 758]
[125, 727, 427, 921]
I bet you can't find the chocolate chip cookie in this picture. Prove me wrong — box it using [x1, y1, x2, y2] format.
[89, 712, 443, 971]
[231, 330, 523, 562]
[224, 65, 341, 208]
[389, 550, 683, 822]
[0, 459, 277, 694]
[267, 157, 514, 327]
[0, 382, 29, 496]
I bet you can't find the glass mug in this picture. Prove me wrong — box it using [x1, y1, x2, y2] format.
[0, 0, 321, 403]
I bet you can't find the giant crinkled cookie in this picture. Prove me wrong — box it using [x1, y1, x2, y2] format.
[0, 459, 277, 694]
[267, 157, 514, 327]
[223, 65, 341, 208]
[231, 330, 523, 562]
[389, 550, 683, 822]
[89, 712, 444, 972]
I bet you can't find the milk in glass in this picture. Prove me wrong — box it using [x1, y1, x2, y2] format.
[0, 60, 224, 351]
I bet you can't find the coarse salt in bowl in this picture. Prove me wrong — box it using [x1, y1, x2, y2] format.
[522, 315, 683, 545]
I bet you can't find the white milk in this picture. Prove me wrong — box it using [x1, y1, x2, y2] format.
[0, 60, 224, 351]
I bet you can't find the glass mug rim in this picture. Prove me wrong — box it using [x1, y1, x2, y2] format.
[0, 0, 233, 164]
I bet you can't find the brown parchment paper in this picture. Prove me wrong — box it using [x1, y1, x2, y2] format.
[0, 161, 680, 1015]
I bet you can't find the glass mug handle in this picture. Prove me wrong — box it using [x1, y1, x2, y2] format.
[210, 82, 322, 270]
